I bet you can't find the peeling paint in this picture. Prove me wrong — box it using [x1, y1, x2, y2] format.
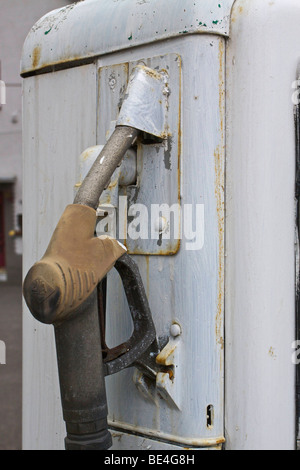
[32, 3, 76, 34]
[164, 138, 172, 170]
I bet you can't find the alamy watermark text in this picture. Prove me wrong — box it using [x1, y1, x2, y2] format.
[96, 197, 205, 251]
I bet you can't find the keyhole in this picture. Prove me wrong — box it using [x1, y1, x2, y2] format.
[206, 404, 214, 428]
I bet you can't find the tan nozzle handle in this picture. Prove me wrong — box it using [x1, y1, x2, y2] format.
[23, 204, 126, 325]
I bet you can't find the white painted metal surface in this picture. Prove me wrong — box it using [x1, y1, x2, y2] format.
[20, 0, 235, 76]
[225, 0, 299, 450]
[22, 64, 97, 450]
[94, 37, 225, 448]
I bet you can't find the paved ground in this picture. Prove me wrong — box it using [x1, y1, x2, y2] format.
[0, 275, 22, 450]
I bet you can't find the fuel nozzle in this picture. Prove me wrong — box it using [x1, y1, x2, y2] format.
[23, 204, 126, 450]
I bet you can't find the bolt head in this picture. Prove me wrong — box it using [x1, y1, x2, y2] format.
[170, 323, 181, 337]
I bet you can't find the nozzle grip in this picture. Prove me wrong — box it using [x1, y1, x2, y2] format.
[23, 204, 126, 325]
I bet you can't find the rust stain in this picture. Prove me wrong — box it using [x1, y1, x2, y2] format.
[156, 340, 177, 366]
[177, 55, 182, 250]
[82, 147, 98, 161]
[231, 2, 249, 24]
[142, 66, 162, 81]
[231, 4, 244, 23]
[214, 144, 224, 348]
[24, 54, 86, 75]
[215, 39, 225, 352]
[268, 346, 277, 359]
[235, 5, 244, 17]
[101, 193, 112, 205]
[184, 436, 225, 447]
[32, 46, 41, 69]
[218, 40, 225, 138]
[108, 420, 225, 448]
[159, 129, 172, 139]
[108, 178, 118, 190]
[127, 241, 180, 256]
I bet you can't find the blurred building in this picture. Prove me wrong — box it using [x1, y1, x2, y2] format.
[0, 0, 69, 283]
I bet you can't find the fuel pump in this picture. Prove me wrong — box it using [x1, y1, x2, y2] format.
[20, 0, 300, 451]
[23, 66, 169, 450]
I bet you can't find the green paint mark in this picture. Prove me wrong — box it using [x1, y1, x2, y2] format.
[218, 3, 222, 7]
[128, 34, 133, 40]
[212, 20, 219, 24]
[179, 30, 189, 34]
[44, 27, 52, 35]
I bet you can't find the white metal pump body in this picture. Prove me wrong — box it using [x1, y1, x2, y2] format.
[21, 0, 299, 450]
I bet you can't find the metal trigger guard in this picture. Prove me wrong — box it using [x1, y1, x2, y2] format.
[99, 253, 161, 379]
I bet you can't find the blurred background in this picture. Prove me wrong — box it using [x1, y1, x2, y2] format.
[0, 0, 69, 450]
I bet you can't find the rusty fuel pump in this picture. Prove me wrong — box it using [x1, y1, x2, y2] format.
[23, 66, 169, 450]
